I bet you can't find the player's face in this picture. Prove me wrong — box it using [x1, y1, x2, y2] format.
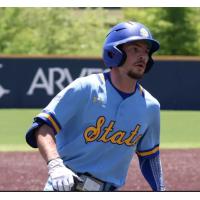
[121, 41, 150, 80]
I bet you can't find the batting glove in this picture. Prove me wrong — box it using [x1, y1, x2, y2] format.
[48, 157, 81, 191]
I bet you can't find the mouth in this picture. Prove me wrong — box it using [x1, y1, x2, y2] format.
[134, 63, 145, 69]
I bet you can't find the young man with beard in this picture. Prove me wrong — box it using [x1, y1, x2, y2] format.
[26, 21, 165, 191]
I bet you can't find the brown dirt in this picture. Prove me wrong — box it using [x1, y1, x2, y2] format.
[0, 149, 200, 191]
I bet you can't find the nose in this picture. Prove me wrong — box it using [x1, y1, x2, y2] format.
[139, 50, 149, 62]
[139, 54, 148, 63]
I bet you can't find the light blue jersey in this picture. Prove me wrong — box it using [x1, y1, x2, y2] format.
[31, 72, 160, 188]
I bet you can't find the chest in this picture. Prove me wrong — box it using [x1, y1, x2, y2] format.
[82, 92, 148, 147]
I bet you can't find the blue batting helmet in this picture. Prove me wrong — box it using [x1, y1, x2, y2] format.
[103, 21, 160, 73]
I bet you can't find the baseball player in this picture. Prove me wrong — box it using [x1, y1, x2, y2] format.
[26, 21, 165, 191]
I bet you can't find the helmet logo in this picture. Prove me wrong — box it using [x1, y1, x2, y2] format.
[140, 28, 149, 38]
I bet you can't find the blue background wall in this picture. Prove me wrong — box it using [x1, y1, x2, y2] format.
[0, 56, 199, 110]
[140, 59, 200, 110]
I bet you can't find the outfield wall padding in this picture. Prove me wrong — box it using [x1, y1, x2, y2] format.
[0, 56, 199, 110]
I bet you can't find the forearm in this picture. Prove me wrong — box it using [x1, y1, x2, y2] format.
[139, 154, 165, 191]
[35, 124, 60, 163]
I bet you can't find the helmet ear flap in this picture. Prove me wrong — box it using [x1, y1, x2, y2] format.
[107, 51, 114, 59]
[117, 45, 127, 67]
[104, 45, 127, 68]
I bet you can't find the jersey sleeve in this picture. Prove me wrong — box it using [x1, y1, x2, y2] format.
[39, 79, 86, 132]
[25, 78, 88, 148]
[136, 102, 160, 159]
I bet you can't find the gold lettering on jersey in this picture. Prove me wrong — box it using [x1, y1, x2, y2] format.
[83, 116, 142, 146]
[84, 116, 105, 143]
[124, 124, 141, 146]
[109, 131, 126, 145]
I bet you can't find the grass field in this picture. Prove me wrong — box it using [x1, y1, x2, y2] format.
[161, 110, 200, 148]
[0, 109, 200, 151]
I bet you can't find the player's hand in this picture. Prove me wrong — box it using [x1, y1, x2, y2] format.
[47, 157, 81, 191]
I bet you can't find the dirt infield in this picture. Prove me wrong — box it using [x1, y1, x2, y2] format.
[0, 149, 200, 191]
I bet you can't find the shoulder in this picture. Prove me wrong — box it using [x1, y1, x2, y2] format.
[55, 73, 104, 100]
[74, 73, 105, 90]
[139, 86, 160, 124]
[140, 85, 160, 111]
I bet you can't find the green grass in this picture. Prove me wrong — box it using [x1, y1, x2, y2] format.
[0, 109, 200, 151]
[160, 110, 200, 149]
[0, 109, 40, 151]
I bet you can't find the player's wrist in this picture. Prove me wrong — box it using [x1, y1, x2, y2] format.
[47, 157, 62, 167]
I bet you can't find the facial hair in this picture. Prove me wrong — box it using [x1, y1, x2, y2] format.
[127, 70, 144, 80]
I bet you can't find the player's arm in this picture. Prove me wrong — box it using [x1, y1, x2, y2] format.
[25, 78, 86, 191]
[138, 153, 165, 191]
[26, 119, 82, 191]
[136, 100, 165, 191]
[26, 77, 86, 149]
[35, 123, 81, 191]
[35, 124, 59, 163]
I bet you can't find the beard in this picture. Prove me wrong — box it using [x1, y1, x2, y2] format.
[127, 70, 144, 80]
